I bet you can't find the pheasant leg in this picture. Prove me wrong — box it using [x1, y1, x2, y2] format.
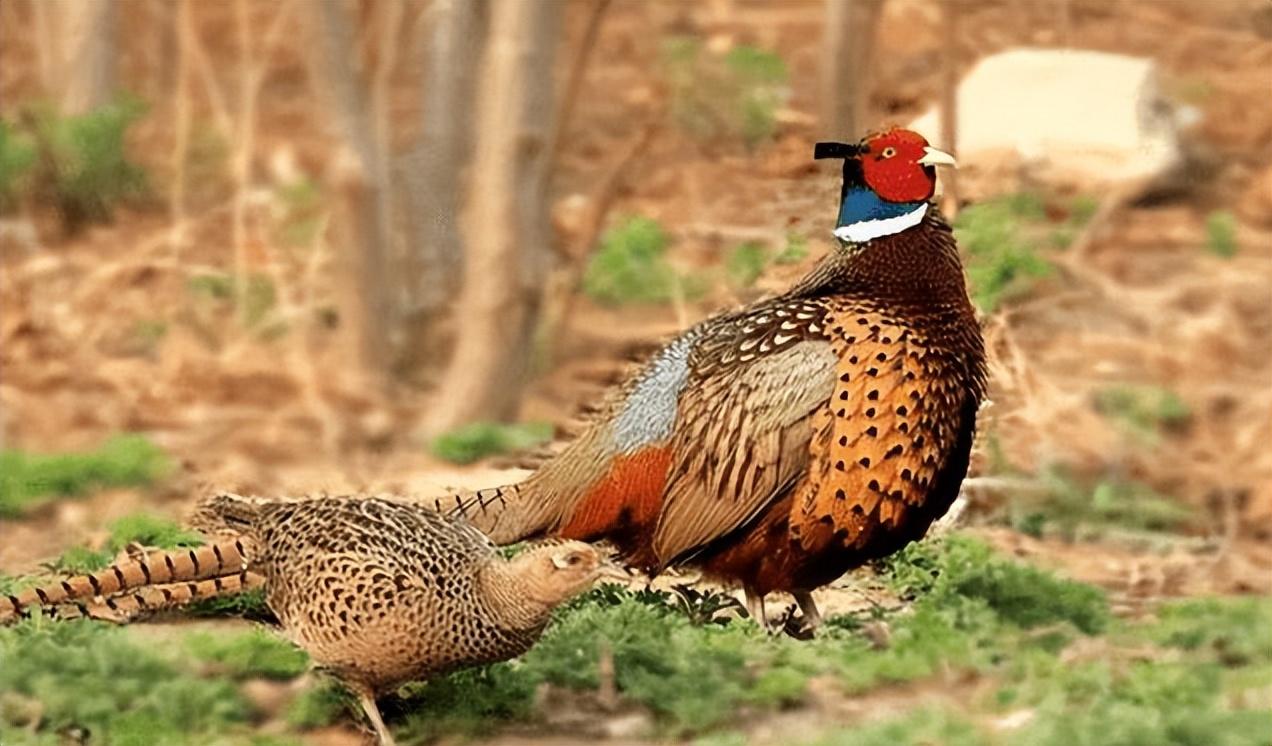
[355, 686, 396, 746]
[794, 590, 823, 631]
[744, 587, 771, 631]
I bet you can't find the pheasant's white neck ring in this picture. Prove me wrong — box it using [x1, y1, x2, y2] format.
[833, 202, 928, 243]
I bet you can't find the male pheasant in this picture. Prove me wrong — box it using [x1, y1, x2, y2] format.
[440, 127, 986, 629]
[3, 493, 612, 746]
[437, 124, 981, 623]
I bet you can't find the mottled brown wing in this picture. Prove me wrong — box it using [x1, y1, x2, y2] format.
[651, 302, 838, 565]
[788, 307, 969, 551]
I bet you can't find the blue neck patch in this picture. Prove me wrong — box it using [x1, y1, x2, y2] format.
[838, 187, 926, 229]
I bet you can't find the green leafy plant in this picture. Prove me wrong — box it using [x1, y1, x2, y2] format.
[430, 421, 553, 465]
[1205, 210, 1238, 258]
[583, 216, 702, 305]
[0, 434, 171, 517]
[24, 97, 149, 233]
[0, 118, 36, 213]
[662, 38, 789, 147]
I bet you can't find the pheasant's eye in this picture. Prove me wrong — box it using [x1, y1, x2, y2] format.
[567, 554, 583, 566]
[881, 147, 897, 159]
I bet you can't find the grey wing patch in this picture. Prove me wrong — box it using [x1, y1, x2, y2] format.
[651, 339, 838, 564]
[611, 331, 700, 453]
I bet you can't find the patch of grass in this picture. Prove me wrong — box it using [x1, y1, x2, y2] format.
[185, 585, 275, 622]
[1007, 656, 1271, 746]
[726, 241, 768, 288]
[1094, 383, 1190, 443]
[24, 97, 149, 234]
[1142, 597, 1272, 667]
[583, 215, 703, 306]
[392, 665, 539, 741]
[0, 118, 36, 213]
[0, 617, 250, 744]
[808, 709, 985, 746]
[187, 628, 309, 681]
[48, 513, 204, 575]
[1010, 468, 1193, 538]
[0, 435, 171, 517]
[662, 38, 789, 148]
[430, 421, 553, 465]
[286, 680, 352, 730]
[954, 193, 1055, 312]
[1205, 210, 1238, 258]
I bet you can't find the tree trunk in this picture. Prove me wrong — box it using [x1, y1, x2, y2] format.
[307, 0, 395, 385]
[56, 0, 118, 114]
[818, 0, 884, 139]
[426, 0, 561, 431]
[398, 0, 487, 373]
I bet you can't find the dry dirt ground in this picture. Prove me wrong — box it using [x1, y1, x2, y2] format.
[2, 0, 1271, 744]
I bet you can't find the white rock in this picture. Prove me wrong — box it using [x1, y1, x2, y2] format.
[909, 48, 1196, 194]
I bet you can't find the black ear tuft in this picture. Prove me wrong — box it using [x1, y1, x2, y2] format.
[814, 141, 862, 160]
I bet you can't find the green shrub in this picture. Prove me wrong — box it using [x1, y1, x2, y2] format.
[188, 272, 278, 328]
[1094, 384, 1190, 443]
[1011, 468, 1193, 537]
[186, 628, 309, 681]
[0, 118, 35, 213]
[583, 216, 701, 305]
[725, 241, 768, 288]
[0, 618, 250, 744]
[1143, 597, 1272, 666]
[0, 435, 171, 517]
[1205, 210, 1238, 258]
[954, 193, 1054, 312]
[774, 233, 810, 264]
[662, 39, 788, 148]
[430, 421, 553, 465]
[25, 97, 149, 233]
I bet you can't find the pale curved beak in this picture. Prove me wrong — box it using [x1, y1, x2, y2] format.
[918, 146, 957, 168]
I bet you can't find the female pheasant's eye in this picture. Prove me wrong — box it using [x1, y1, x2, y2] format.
[881, 147, 896, 159]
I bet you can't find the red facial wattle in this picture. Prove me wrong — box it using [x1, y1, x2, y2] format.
[859, 131, 939, 204]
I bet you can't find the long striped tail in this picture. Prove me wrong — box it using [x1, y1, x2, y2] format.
[427, 483, 551, 544]
[1, 538, 254, 624]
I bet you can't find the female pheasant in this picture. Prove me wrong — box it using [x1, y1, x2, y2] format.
[438, 127, 986, 629]
[3, 493, 613, 746]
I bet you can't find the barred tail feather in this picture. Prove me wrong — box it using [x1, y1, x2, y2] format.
[430, 484, 539, 543]
[1, 539, 253, 624]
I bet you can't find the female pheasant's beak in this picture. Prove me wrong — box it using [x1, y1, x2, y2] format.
[917, 146, 958, 168]
[599, 558, 632, 582]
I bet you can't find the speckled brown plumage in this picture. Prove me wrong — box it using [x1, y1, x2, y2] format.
[4, 493, 608, 745]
